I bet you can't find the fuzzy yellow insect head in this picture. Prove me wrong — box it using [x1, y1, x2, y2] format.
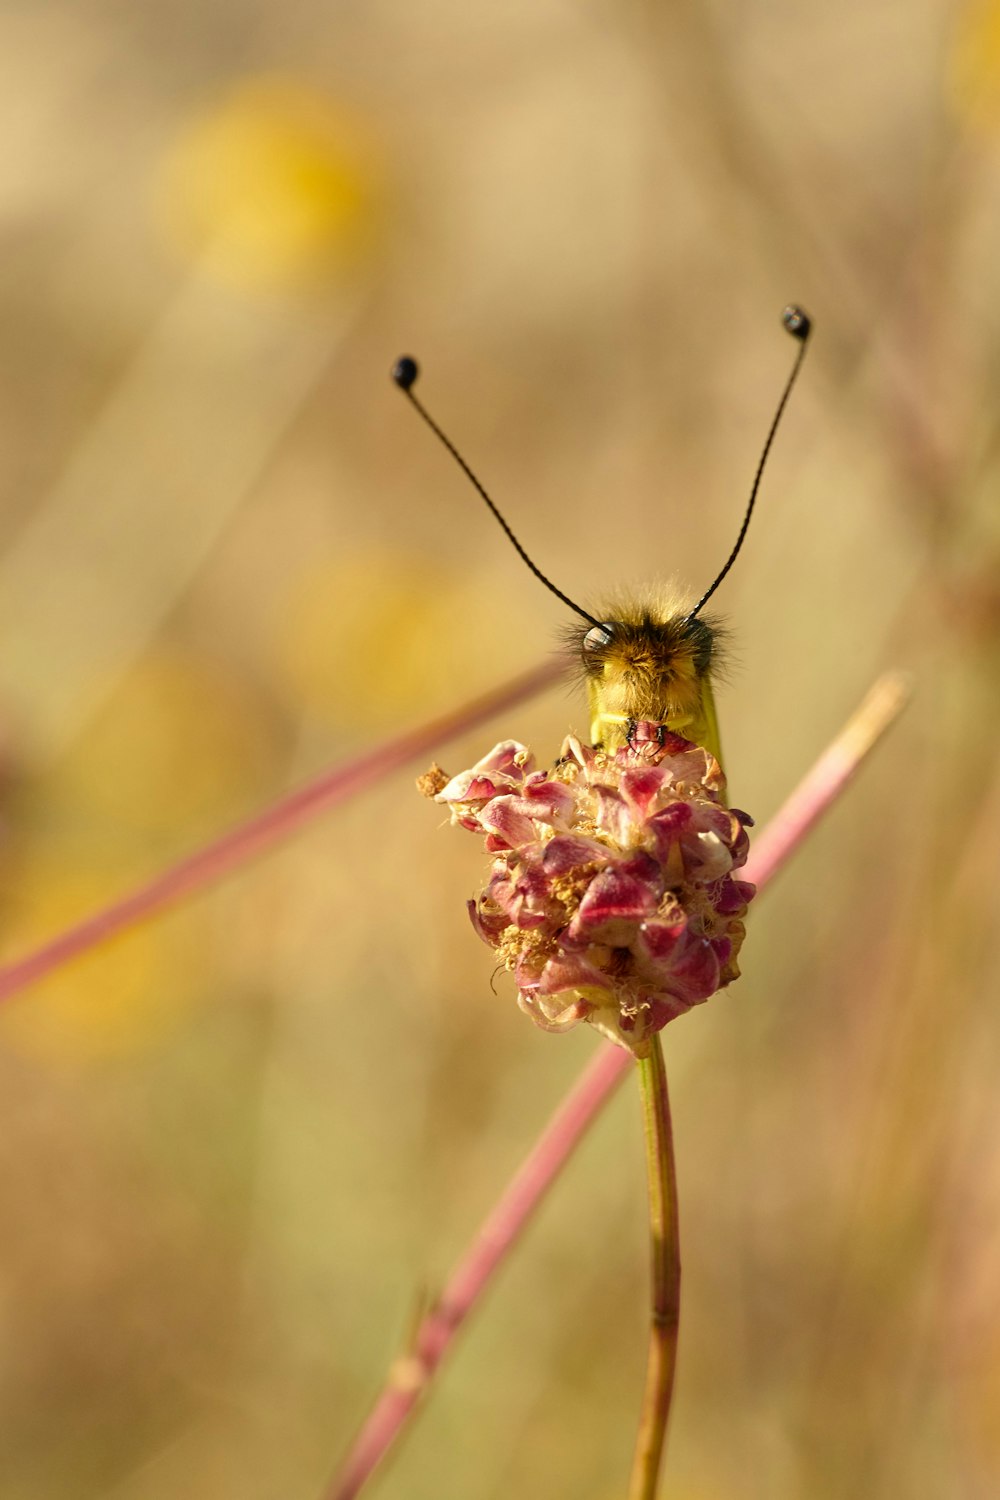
[568, 597, 723, 756]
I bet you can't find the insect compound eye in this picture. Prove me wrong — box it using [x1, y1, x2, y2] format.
[582, 622, 617, 653]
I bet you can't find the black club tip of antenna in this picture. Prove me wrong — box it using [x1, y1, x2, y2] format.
[392, 355, 419, 390]
[782, 305, 811, 341]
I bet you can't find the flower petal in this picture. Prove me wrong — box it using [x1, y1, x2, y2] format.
[467, 897, 510, 943]
[537, 949, 616, 995]
[664, 933, 720, 1005]
[567, 863, 660, 945]
[479, 796, 540, 851]
[520, 773, 576, 824]
[542, 833, 610, 875]
[593, 785, 634, 845]
[635, 912, 687, 966]
[620, 765, 667, 820]
[517, 990, 590, 1032]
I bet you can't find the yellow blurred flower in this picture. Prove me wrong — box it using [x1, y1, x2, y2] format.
[0, 854, 204, 1062]
[271, 550, 492, 733]
[949, 0, 1000, 131]
[156, 76, 383, 293]
[51, 647, 280, 840]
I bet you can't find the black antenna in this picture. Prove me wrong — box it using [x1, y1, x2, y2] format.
[686, 304, 812, 622]
[391, 356, 599, 627]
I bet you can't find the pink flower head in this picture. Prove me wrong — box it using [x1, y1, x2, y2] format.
[431, 727, 755, 1056]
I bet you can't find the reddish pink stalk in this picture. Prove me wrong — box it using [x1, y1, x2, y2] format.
[743, 673, 910, 887]
[329, 1041, 630, 1500]
[324, 670, 910, 1500]
[0, 659, 563, 1004]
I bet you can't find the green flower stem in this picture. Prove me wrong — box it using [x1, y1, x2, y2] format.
[628, 1034, 680, 1500]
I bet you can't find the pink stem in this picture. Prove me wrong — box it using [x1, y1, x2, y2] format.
[0, 659, 563, 1003]
[324, 670, 910, 1499]
[743, 673, 910, 887]
[326, 1041, 630, 1500]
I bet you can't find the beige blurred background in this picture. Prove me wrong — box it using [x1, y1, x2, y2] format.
[0, 1, 998, 1496]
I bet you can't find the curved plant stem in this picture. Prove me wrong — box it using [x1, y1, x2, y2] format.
[745, 672, 910, 884]
[0, 659, 562, 1004]
[325, 1041, 630, 1500]
[629, 1036, 680, 1500]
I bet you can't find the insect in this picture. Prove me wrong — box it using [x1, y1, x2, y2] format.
[391, 305, 810, 766]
